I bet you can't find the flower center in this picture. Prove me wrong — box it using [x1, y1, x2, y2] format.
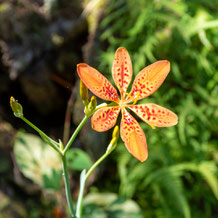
[119, 99, 127, 108]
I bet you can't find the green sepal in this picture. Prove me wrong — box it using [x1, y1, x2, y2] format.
[10, 96, 23, 118]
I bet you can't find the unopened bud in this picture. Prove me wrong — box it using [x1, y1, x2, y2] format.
[10, 96, 23, 118]
[80, 80, 88, 105]
[106, 125, 119, 154]
[112, 125, 119, 140]
[88, 96, 97, 111]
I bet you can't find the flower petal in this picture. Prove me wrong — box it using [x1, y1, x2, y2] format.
[126, 61, 170, 102]
[91, 106, 120, 132]
[77, 63, 119, 103]
[112, 47, 132, 99]
[128, 104, 178, 127]
[120, 108, 148, 162]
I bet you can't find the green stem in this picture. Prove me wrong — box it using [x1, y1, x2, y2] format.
[94, 103, 108, 112]
[76, 151, 111, 218]
[63, 115, 89, 155]
[63, 103, 108, 155]
[76, 170, 86, 218]
[85, 152, 110, 181]
[20, 116, 61, 154]
[62, 155, 76, 217]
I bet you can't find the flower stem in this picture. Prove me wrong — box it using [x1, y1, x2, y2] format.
[76, 151, 111, 218]
[20, 116, 61, 154]
[63, 115, 89, 155]
[76, 170, 86, 218]
[62, 155, 76, 217]
[63, 103, 108, 155]
[85, 152, 110, 181]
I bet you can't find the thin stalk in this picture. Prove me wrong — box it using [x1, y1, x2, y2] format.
[76, 151, 111, 218]
[62, 155, 76, 217]
[76, 170, 86, 218]
[20, 116, 60, 154]
[63, 115, 89, 155]
[85, 152, 110, 180]
[63, 103, 108, 155]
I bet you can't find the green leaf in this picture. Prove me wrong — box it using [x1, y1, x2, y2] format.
[14, 131, 62, 190]
[83, 193, 143, 218]
[42, 168, 62, 190]
[66, 148, 92, 171]
[198, 162, 218, 200]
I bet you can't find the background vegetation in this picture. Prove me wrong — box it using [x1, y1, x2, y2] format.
[0, 0, 217, 217]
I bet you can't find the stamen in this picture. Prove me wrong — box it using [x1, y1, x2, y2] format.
[146, 122, 156, 129]
[133, 92, 140, 105]
[125, 92, 140, 104]
[125, 92, 135, 102]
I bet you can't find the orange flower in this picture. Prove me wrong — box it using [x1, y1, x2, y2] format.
[77, 47, 178, 162]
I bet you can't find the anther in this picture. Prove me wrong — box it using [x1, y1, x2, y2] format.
[147, 122, 156, 130]
[125, 92, 135, 102]
[133, 92, 140, 105]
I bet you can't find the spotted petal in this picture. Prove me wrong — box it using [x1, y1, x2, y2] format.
[120, 108, 147, 162]
[128, 104, 178, 127]
[77, 63, 119, 103]
[126, 61, 170, 102]
[91, 106, 120, 132]
[112, 47, 132, 99]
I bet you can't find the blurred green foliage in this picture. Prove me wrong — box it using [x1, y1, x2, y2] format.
[96, 0, 218, 217]
[66, 148, 92, 171]
[83, 192, 143, 218]
[14, 132, 92, 190]
[14, 132, 63, 190]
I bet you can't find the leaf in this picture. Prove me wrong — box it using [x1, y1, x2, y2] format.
[83, 193, 143, 218]
[198, 162, 218, 200]
[14, 131, 62, 190]
[144, 167, 191, 218]
[172, 162, 218, 200]
[42, 169, 62, 190]
[66, 148, 92, 171]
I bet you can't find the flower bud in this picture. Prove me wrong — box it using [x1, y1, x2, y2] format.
[106, 125, 119, 154]
[80, 80, 89, 105]
[112, 125, 119, 140]
[88, 96, 97, 111]
[10, 96, 23, 118]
